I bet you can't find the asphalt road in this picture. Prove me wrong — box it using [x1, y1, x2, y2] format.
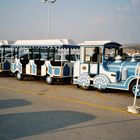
[0, 77, 140, 140]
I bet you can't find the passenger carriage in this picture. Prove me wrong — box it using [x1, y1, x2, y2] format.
[11, 39, 80, 84]
[0, 40, 13, 76]
[73, 41, 140, 96]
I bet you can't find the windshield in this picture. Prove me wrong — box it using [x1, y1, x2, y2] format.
[104, 47, 122, 61]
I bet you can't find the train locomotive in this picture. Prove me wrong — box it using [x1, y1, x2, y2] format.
[73, 41, 140, 96]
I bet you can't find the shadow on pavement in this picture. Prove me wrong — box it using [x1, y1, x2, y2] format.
[0, 99, 32, 109]
[49, 117, 140, 134]
[0, 111, 95, 139]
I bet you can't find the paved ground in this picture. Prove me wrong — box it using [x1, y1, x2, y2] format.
[0, 77, 140, 140]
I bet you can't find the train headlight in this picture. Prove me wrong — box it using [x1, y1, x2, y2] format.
[82, 66, 87, 70]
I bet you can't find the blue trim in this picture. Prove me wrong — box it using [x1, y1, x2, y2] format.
[32, 63, 36, 75]
[14, 63, 16, 71]
[104, 42, 121, 48]
[54, 67, 60, 76]
[107, 76, 136, 90]
[48, 64, 52, 75]
[11, 63, 16, 72]
[3, 60, 10, 70]
[18, 62, 22, 73]
[63, 64, 70, 76]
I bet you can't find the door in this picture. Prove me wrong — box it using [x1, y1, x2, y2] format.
[90, 47, 102, 75]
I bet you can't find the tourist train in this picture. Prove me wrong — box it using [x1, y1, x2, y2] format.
[0, 39, 140, 96]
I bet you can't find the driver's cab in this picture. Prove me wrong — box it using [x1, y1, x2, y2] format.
[73, 41, 122, 84]
[103, 42, 123, 66]
[79, 45, 102, 75]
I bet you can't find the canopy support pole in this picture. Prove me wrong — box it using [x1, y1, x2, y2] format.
[127, 66, 140, 114]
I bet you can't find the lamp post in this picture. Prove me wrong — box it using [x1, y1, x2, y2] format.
[42, 0, 56, 39]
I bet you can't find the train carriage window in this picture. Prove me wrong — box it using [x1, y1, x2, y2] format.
[84, 47, 101, 63]
[84, 47, 94, 62]
[55, 55, 61, 60]
[65, 54, 76, 61]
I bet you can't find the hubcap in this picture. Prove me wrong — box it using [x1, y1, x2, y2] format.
[46, 76, 52, 84]
[17, 73, 21, 80]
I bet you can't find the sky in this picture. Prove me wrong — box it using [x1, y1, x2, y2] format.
[0, 0, 140, 44]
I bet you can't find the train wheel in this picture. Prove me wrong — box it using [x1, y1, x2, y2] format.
[129, 81, 140, 97]
[16, 72, 23, 80]
[77, 73, 90, 90]
[45, 75, 54, 85]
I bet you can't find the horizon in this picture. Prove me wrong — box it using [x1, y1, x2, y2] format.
[0, 0, 140, 44]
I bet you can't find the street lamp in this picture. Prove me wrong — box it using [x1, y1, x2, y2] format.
[42, 0, 56, 39]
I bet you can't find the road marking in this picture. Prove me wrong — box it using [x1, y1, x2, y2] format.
[0, 85, 140, 116]
[95, 92, 111, 101]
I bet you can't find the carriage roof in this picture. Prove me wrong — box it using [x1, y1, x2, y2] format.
[11, 39, 79, 49]
[0, 40, 9, 46]
[79, 40, 122, 49]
